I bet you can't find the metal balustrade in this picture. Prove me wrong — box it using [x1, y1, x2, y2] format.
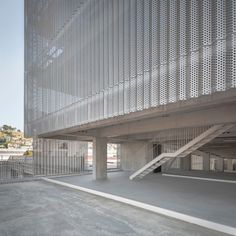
[0, 155, 87, 183]
[0, 157, 33, 183]
[130, 124, 234, 180]
[0, 139, 120, 183]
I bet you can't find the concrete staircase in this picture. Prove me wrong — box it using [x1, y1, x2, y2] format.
[129, 124, 234, 180]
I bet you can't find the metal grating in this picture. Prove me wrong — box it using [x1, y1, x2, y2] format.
[25, 0, 236, 136]
[33, 138, 88, 176]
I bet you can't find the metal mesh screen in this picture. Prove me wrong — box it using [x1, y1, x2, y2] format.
[25, 0, 236, 136]
[152, 126, 212, 153]
[33, 138, 88, 176]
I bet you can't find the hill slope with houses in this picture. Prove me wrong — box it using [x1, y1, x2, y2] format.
[0, 125, 32, 150]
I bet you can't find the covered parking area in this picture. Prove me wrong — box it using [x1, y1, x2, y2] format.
[44, 170, 236, 235]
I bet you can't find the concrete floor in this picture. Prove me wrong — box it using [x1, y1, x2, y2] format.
[0, 181, 228, 236]
[164, 170, 236, 180]
[53, 171, 236, 228]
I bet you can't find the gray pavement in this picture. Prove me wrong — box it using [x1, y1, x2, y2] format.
[163, 170, 236, 180]
[0, 180, 228, 236]
[53, 171, 236, 228]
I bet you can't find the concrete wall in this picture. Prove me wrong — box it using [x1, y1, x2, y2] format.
[180, 156, 191, 171]
[120, 142, 152, 171]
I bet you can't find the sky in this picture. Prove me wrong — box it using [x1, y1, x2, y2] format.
[0, 0, 24, 131]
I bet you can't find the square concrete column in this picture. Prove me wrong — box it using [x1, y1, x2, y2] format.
[120, 141, 150, 171]
[203, 153, 210, 171]
[180, 155, 191, 171]
[216, 158, 224, 172]
[227, 159, 233, 172]
[93, 137, 107, 180]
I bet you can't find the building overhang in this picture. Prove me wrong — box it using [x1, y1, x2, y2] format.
[36, 89, 236, 143]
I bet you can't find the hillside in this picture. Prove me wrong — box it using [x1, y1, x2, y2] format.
[0, 125, 32, 149]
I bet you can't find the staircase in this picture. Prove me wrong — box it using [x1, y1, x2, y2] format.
[129, 124, 234, 180]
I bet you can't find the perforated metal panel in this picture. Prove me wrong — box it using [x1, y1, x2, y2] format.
[168, 0, 177, 103]
[151, 0, 159, 107]
[143, 0, 151, 109]
[25, 0, 236, 136]
[178, 0, 187, 100]
[33, 138, 88, 175]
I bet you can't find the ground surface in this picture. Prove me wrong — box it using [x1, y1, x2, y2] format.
[0, 180, 228, 236]
[164, 170, 236, 180]
[54, 171, 236, 228]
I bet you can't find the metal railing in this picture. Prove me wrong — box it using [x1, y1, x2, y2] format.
[0, 142, 120, 183]
[0, 154, 88, 184]
[33, 155, 87, 176]
[0, 156, 34, 183]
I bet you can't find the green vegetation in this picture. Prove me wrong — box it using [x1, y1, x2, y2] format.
[0, 124, 32, 149]
[24, 150, 33, 156]
[1, 125, 17, 131]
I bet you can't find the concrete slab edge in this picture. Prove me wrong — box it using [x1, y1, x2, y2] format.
[162, 173, 236, 184]
[42, 177, 236, 236]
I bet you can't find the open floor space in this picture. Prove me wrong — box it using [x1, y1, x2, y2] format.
[0, 180, 228, 236]
[52, 171, 236, 230]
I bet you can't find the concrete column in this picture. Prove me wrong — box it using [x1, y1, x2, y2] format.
[120, 141, 150, 171]
[227, 159, 233, 172]
[117, 144, 121, 169]
[216, 158, 224, 172]
[93, 137, 107, 180]
[180, 155, 191, 171]
[203, 153, 210, 171]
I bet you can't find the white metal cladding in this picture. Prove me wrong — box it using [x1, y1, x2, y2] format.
[25, 0, 236, 136]
[33, 138, 88, 176]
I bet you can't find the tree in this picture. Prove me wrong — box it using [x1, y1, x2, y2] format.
[1, 125, 16, 131]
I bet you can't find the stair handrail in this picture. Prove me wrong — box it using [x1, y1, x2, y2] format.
[130, 124, 233, 180]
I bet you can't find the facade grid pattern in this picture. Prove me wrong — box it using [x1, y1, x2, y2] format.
[25, 0, 236, 136]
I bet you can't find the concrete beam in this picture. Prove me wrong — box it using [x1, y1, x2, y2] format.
[41, 134, 93, 142]
[36, 90, 236, 139]
[98, 103, 236, 138]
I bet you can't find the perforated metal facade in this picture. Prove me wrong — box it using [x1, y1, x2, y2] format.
[25, 0, 236, 137]
[33, 138, 88, 175]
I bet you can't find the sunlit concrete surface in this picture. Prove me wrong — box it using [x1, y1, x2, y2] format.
[162, 170, 236, 182]
[0, 180, 227, 236]
[53, 171, 236, 229]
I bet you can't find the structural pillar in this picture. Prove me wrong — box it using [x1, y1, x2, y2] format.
[180, 155, 191, 171]
[227, 159, 233, 172]
[203, 152, 210, 171]
[120, 141, 151, 171]
[93, 137, 107, 180]
[216, 158, 224, 172]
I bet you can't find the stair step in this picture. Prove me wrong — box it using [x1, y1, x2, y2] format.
[137, 158, 172, 178]
[130, 124, 232, 180]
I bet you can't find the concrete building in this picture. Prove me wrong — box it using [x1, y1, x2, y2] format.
[25, 0, 236, 180]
